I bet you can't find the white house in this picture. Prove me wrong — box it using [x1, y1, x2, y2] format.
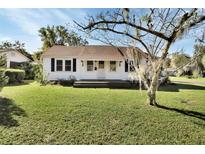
[0, 49, 31, 68]
[42, 45, 148, 81]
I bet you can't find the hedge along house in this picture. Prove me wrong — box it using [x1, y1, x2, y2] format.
[42, 45, 148, 81]
[0, 49, 31, 68]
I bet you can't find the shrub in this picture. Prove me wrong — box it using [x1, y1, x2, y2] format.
[11, 62, 35, 80]
[160, 76, 170, 85]
[0, 69, 8, 91]
[4, 69, 25, 83]
[54, 80, 74, 86]
[68, 75, 76, 83]
[202, 55, 205, 69]
[192, 70, 202, 78]
[18, 62, 35, 80]
[186, 75, 194, 79]
[0, 55, 8, 91]
[33, 64, 48, 85]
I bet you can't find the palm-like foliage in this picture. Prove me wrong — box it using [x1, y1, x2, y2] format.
[39, 26, 57, 51]
[32, 51, 43, 64]
[39, 25, 88, 52]
[0, 41, 32, 60]
[56, 25, 68, 45]
[171, 52, 191, 68]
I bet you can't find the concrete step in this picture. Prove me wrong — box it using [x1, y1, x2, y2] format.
[73, 80, 133, 88]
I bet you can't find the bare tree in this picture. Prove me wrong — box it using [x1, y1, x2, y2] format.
[75, 8, 205, 106]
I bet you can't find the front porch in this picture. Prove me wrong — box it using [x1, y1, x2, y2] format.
[79, 60, 126, 80]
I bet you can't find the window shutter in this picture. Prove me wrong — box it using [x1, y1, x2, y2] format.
[125, 60, 128, 72]
[51, 58, 55, 72]
[73, 58, 76, 72]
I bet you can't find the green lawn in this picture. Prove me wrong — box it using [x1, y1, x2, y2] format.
[170, 76, 205, 84]
[0, 79, 205, 144]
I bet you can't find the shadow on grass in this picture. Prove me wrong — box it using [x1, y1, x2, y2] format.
[0, 97, 26, 127]
[159, 83, 205, 92]
[6, 81, 31, 87]
[156, 104, 205, 121]
[192, 121, 205, 128]
[109, 83, 205, 92]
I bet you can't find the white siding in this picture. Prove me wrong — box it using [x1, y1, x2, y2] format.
[43, 57, 147, 81]
[43, 57, 80, 80]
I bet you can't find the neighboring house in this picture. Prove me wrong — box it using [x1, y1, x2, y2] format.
[0, 49, 31, 68]
[42, 45, 148, 81]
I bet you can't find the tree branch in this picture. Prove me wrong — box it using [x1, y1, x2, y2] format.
[74, 20, 170, 41]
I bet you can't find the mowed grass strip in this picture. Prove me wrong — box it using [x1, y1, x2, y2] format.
[170, 76, 205, 84]
[0, 80, 205, 144]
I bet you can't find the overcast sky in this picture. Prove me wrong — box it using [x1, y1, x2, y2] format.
[0, 8, 197, 55]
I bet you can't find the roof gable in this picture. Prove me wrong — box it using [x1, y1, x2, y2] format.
[0, 49, 31, 61]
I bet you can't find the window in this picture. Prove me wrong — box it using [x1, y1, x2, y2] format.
[110, 61, 116, 72]
[129, 61, 135, 72]
[73, 58, 76, 72]
[87, 61, 93, 71]
[56, 60, 63, 71]
[51, 58, 55, 72]
[65, 60, 71, 71]
[98, 61, 104, 69]
[125, 60, 128, 72]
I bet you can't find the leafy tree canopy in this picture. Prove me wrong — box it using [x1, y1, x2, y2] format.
[0, 41, 33, 60]
[202, 55, 205, 68]
[39, 25, 88, 52]
[192, 44, 205, 72]
[32, 51, 43, 63]
[171, 51, 191, 68]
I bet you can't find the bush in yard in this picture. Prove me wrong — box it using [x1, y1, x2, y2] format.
[202, 55, 205, 68]
[0, 69, 8, 91]
[4, 69, 25, 84]
[54, 80, 74, 86]
[160, 76, 170, 85]
[18, 62, 35, 80]
[192, 69, 202, 78]
[33, 64, 48, 85]
[0, 55, 8, 91]
[33, 64, 42, 82]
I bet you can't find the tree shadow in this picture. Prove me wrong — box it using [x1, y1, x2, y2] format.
[155, 103, 205, 121]
[192, 121, 205, 128]
[159, 83, 205, 92]
[6, 81, 31, 87]
[109, 83, 205, 92]
[0, 97, 26, 127]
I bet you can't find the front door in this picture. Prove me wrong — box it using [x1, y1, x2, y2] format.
[97, 61, 105, 79]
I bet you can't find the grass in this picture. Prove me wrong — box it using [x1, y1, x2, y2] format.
[0, 79, 205, 144]
[170, 76, 205, 84]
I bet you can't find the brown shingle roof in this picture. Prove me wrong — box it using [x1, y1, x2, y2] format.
[0, 48, 31, 61]
[42, 45, 146, 60]
[0, 48, 16, 53]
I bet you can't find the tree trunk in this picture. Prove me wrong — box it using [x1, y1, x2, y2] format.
[147, 86, 157, 105]
[147, 70, 159, 106]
